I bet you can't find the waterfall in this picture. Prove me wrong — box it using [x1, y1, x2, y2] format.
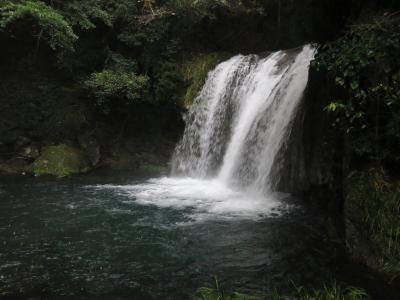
[91, 45, 317, 219]
[172, 45, 316, 195]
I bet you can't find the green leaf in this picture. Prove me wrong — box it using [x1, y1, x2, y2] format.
[351, 81, 359, 90]
[335, 77, 345, 86]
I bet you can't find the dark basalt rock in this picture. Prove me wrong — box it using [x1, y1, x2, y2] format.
[78, 133, 101, 166]
[271, 66, 345, 217]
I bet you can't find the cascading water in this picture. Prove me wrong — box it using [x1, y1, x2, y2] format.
[172, 45, 316, 195]
[91, 45, 316, 220]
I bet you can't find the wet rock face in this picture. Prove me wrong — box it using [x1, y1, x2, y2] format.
[77, 134, 101, 166]
[31, 144, 91, 177]
[271, 67, 344, 212]
[0, 157, 29, 175]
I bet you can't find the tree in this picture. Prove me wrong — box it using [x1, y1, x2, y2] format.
[0, 0, 78, 56]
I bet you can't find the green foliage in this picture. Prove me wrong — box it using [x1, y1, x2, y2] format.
[314, 13, 400, 165]
[150, 40, 182, 103]
[194, 287, 263, 300]
[154, 60, 182, 102]
[166, 0, 264, 19]
[0, 0, 77, 53]
[105, 52, 139, 72]
[194, 280, 370, 300]
[345, 169, 400, 281]
[181, 52, 229, 106]
[290, 283, 369, 300]
[84, 51, 150, 112]
[59, 0, 112, 30]
[118, 17, 170, 47]
[193, 278, 264, 300]
[84, 69, 149, 113]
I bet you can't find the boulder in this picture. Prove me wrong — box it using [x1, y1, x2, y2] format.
[31, 144, 91, 177]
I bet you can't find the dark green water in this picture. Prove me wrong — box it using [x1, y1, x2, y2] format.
[0, 172, 340, 299]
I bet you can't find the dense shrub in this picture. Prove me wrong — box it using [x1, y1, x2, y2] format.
[314, 13, 400, 167]
[0, 0, 77, 54]
[84, 70, 149, 113]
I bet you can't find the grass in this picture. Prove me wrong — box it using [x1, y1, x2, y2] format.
[193, 278, 263, 300]
[345, 168, 400, 281]
[289, 282, 370, 300]
[193, 279, 370, 300]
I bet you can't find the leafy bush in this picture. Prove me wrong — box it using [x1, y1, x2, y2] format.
[0, 0, 77, 53]
[84, 69, 149, 113]
[118, 17, 171, 47]
[59, 0, 112, 30]
[84, 51, 150, 113]
[314, 13, 400, 166]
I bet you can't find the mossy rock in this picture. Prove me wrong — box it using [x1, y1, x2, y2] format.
[31, 144, 91, 177]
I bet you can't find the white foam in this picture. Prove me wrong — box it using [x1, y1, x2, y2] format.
[90, 177, 283, 221]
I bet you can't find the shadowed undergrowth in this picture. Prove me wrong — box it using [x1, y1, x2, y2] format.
[345, 169, 400, 281]
[193, 280, 370, 300]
